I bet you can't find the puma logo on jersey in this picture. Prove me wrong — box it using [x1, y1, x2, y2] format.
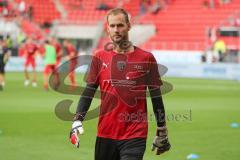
[102, 62, 109, 69]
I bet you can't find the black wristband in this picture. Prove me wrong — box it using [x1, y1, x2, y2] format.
[73, 113, 85, 121]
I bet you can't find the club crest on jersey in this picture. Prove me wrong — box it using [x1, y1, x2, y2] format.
[117, 61, 126, 71]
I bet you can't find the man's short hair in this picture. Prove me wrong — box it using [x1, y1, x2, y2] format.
[106, 8, 130, 24]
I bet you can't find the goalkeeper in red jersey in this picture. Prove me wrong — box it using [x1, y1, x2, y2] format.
[69, 8, 171, 160]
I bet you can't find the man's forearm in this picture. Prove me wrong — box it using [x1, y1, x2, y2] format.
[149, 86, 166, 127]
[73, 83, 98, 121]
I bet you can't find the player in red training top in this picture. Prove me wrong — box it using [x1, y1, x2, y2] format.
[69, 8, 171, 160]
[50, 37, 62, 89]
[23, 36, 38, 87]
[63, 39, 78, 86]
[51, 37, 62, 67]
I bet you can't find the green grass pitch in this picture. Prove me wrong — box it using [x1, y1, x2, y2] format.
[0, 72, 240, 160]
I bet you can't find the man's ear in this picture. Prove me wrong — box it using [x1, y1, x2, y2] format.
[127, 23, 131, 31]
[106, 26, 109, 33]
[106, 25, 110, 34]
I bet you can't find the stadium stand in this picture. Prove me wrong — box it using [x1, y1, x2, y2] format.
[60, 0, 119, 24]
[14, 0, 61, 24]
[2, 0, 240, 52]
[138, 0, 240, 50]
[20, 19, 44, 39]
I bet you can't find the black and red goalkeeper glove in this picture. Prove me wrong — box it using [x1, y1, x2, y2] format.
[151, 126, 171, 155]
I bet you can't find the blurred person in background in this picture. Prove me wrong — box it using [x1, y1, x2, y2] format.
[96, 0, 112, 10]
[18, 0, 26, 16]
[42, 39, 57, 91]
[17, 31, 26, 45]
[51, 37, 62, 88]
[219, 0, 232, 5]
[5, 35, 13, 50]
[0, 38, 11, 90]
[139, 0, 149, 15]
[51, 37, 62, 68]
[63, 39, 78, 87]
[150, 0, 163, 14]
[22, 36, 39, 87]
[213, 38, 227, 62]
